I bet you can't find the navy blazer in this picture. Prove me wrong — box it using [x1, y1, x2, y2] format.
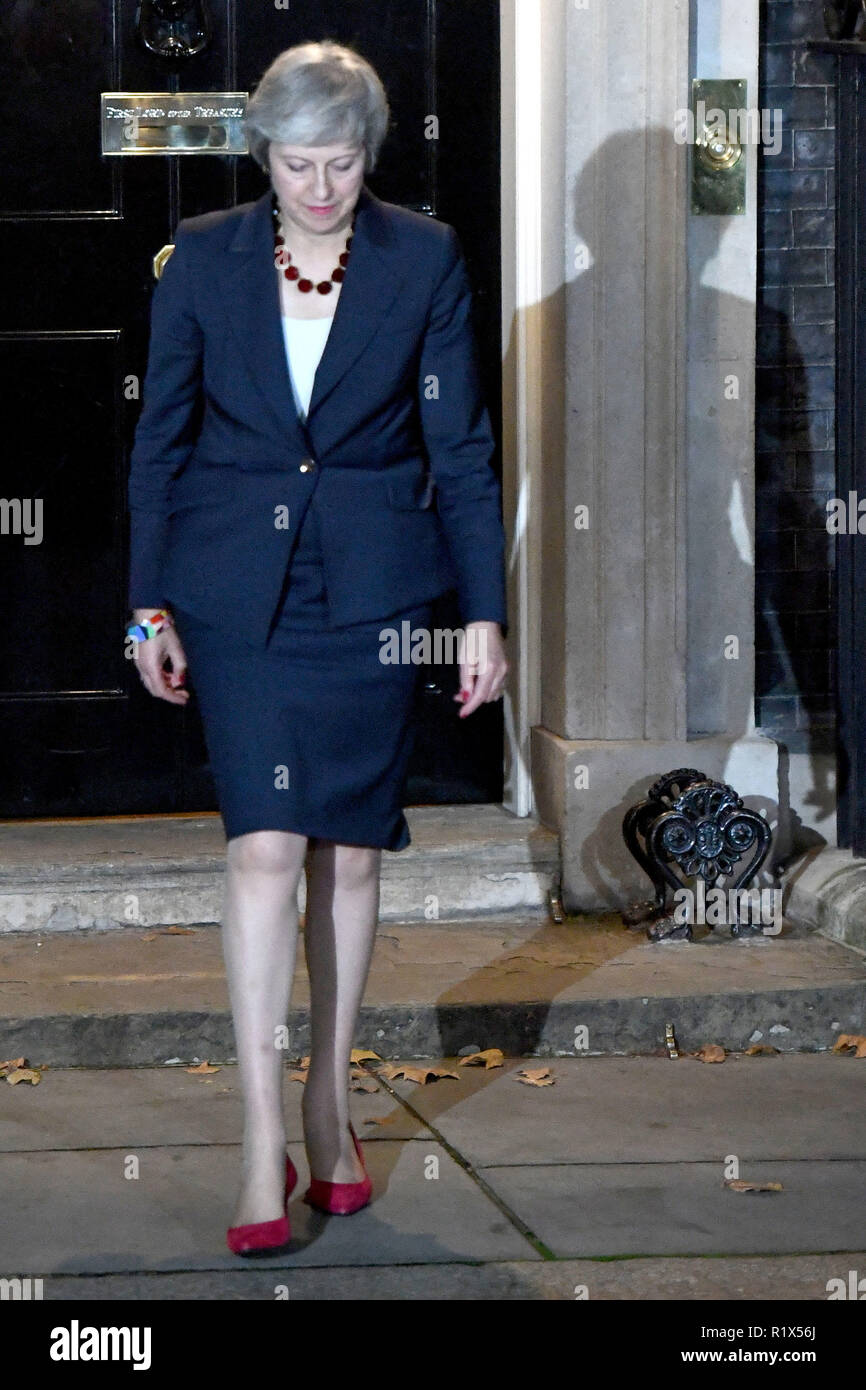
[127, 182, 508, 648]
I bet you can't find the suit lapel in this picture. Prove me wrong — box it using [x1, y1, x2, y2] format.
[217, 183, 410, 449]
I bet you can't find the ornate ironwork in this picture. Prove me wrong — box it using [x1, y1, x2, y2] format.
[621, 768, 773, 942]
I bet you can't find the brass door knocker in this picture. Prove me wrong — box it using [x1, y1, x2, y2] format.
[135, 0, 211, 62]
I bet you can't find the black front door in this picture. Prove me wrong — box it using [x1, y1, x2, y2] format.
[0, 0, 503, 819]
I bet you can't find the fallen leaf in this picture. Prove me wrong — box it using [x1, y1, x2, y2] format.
[458, 1048, 505, 1070]
[5, 1067, 41, 1086]
[694, 1044, 726, 1063]
[287, 1070, 307, 1083]
[724, 1179, 783, 1193]
[186, 1061, 220, 1074]
[513, 1066, 555, 1087]
[0, 1057, 26, 1077]
[350, 1075, 380, 1093]
[350, 1048, 382, 1064]
[745, 1044, 779, 1056]
[833, 1034, 866, 1058]
[379, 1063, 460, 1084]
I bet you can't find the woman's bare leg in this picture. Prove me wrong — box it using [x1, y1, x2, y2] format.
[301, 840, 382, 1183]
[223, 829, 308, 1227]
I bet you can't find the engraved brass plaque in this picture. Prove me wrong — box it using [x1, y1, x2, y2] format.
[101, 92, 248, 155]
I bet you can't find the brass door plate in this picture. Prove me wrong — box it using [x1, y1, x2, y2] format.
[690, 79, 747, 216]
[101, 93, 248, 155]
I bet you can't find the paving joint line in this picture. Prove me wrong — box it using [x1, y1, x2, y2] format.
[359, 1062, 557, 1260]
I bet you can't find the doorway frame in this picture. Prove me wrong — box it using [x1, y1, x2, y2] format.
[498, 0, 565, 818]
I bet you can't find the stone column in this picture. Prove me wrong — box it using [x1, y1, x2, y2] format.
[531, 0, 780, 909]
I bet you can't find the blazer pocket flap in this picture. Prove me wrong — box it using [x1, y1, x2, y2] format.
[387, 472, 435, 510]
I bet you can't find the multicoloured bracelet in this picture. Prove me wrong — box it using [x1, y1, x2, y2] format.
[126, 609, 174, 643]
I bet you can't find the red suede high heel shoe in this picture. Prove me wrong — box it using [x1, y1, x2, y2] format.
[304, 1123, 372, 1215]
[226, 1154, 298, 1256]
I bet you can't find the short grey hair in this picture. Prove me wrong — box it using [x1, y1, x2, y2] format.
[243, 40, 391, 175]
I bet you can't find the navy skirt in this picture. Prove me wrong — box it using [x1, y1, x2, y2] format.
[171, 494, 431, 850]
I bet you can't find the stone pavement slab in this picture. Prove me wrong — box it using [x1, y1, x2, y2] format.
[484, 1160, 866, 1258]
[0, 1140, 533, 1274]
[1, 1056, 865, 1281]
[0, 1065, 421, 1152]
[5, 1055, 863, 1164]
[397, 1054, 866, 1163]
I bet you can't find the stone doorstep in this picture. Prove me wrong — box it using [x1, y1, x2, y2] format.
[1, 914, 865, 1065]
[0, 804, 561, 933]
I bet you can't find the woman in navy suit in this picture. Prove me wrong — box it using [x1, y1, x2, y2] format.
[127, 40, 508, 1254]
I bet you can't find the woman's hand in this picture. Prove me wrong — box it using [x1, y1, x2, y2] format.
[131, 609, 190, 706]
[454, 620, 508, 718]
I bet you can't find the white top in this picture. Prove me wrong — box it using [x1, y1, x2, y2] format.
[280, 313, 334, 420]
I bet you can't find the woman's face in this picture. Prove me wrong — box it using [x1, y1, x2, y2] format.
[269, 140, 366, 237]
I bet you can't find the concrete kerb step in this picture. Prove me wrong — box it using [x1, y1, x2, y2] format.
[0, 804, 561, 933]
[784, 844, 866, 953]
[1, 912, 865, 1066]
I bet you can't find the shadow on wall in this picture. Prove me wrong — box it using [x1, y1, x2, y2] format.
[523, 125, 830, 908]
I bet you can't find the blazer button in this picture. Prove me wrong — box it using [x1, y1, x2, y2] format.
[299, 458, 316, 473]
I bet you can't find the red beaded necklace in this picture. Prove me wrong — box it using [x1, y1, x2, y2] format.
[271, 191, 355, 294]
